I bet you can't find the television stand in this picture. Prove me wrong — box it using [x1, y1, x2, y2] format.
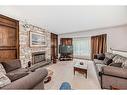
[59, 53, 73, 61]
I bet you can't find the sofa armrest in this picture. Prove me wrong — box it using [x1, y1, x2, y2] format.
[102, 66, 127, 79]
[1, 68, 48, 89]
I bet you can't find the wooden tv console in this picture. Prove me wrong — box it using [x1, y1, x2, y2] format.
[59, 53, 73, 61]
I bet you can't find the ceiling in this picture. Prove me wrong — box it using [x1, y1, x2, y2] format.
[0, 6, 127, 34]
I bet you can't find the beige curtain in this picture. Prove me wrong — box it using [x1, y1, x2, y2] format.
[91, 34, 107, 60]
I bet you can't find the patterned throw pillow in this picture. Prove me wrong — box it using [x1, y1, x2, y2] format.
[0, 72, 11, 88]
[0, 63, 6, 74]
[105, 52, 115, 59]
[113, 55, 127, 63]
[122, 60, 127, 69]
[103, 57, 112, 65]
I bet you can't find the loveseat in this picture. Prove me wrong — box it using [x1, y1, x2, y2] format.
[94, 52, 127, 89]
[0, 59, 48, 89]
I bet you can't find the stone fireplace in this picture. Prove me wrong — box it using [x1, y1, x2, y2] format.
[19, 22, 51, 68]
[32, 51, 46, 64]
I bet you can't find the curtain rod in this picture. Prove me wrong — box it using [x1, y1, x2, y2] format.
[110, 48, 127, 53]
[71, 34, 106, 39]
[73, 36, 91, 39]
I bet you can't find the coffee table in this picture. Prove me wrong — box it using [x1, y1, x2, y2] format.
[73, 62, 88, 78]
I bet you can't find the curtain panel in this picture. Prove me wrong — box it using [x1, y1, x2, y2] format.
[91, 34, 107, 59]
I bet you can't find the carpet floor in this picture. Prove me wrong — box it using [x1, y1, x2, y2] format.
[44, 59, 101, 90]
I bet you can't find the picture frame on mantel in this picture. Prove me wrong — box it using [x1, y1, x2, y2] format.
[30, 31, 46, 47]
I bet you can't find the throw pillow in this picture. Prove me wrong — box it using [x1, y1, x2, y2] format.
[122, 60, 127, 69]
[105, 52, 115, 59]
[113, 55, 127, 63]
[1, 59, 21, 73]
[0, 72, 11, 88]
[109, 62, 122, 67]
[103, 57, 113, 65]
[0, 63, 6, 74]
[97, 53, 105, 60]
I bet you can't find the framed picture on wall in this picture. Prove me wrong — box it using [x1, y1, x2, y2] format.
[30, 31, 46, 47]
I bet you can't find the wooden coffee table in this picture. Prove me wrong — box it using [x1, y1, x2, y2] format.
[73, 62, 87, 78]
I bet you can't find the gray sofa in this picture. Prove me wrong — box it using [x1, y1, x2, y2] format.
[94, 52, 127, 89]
[0, 59, 48, 89]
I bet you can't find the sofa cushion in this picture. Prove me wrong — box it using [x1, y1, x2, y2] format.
[6, 68, 29, 82]
[0, 63, 6, 74]
[6, 72, 29, 82]
[112, 54, 127, 63]
[8, 68, 29, 74]
[103, 57, 112, 65]
[102, 66, 127, 79]
[1, 59, 21, 73]
[109, 62, 122, 67]
[94, 59, 104, 64]
[0, 72, 11, 88]
[105, 52, 115, 59]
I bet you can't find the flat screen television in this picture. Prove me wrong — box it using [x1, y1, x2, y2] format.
[59, 45, 73, 54]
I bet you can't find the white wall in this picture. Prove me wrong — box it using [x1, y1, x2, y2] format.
[58, 25, 127, 54]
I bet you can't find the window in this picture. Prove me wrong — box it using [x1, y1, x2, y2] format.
[73, 37, 91, 59]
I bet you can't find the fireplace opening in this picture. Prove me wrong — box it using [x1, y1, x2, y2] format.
[32, 51, 45, 64]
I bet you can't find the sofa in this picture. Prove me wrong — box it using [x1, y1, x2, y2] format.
[0, 59, 48, 89]
[94, 52, 127, 89]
